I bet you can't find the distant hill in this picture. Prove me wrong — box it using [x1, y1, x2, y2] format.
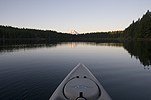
[123, 10, 151, 38]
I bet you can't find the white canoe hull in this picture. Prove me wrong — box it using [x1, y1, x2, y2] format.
[49, 63, 112, 100]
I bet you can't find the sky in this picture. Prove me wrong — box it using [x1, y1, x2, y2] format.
[0, 0, 151, 33]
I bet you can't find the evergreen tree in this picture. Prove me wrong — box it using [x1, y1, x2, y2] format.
[123, 10, 151, 38]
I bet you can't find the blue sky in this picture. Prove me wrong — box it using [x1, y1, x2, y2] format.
[0, 0, 151, 33]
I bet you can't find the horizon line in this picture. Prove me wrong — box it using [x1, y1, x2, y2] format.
[0, 24, 124, 34]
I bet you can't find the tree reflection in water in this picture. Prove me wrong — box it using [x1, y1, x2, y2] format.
[0, 40, 151, 69]
[123, 40, 151, 69]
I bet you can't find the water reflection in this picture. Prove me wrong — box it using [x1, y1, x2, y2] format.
[123, 41, 151, 67]
[68, 42, 78, 48]
[1, 40, 151, 100]
[0, 40, 58, 54]
[0, 40, 151, 68]
[144, 66, 150, 70]
[78, 42, 123, 47]
[67, 42, 123, 48]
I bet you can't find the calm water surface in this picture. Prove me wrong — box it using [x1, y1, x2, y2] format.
[0, 41, 151, 100]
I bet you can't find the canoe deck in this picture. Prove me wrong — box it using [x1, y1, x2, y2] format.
[49, 63, 112, 100]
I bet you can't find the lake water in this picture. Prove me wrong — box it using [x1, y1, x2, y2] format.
[0, 40, 151, 100]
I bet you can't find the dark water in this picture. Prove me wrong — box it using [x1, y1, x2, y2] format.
[0, 40, 151, 100]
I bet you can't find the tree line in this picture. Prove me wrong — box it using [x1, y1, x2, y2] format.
[0, 26, 73, 40]
[77, 10, 151, 39]
[0, 25, 123, 40]
[77, 31, 123, 41]
[0, 10, 151, 40]
[122, 10, 151, 38]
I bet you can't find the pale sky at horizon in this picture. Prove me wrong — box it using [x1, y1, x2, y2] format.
[0, 0, 151, 33]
